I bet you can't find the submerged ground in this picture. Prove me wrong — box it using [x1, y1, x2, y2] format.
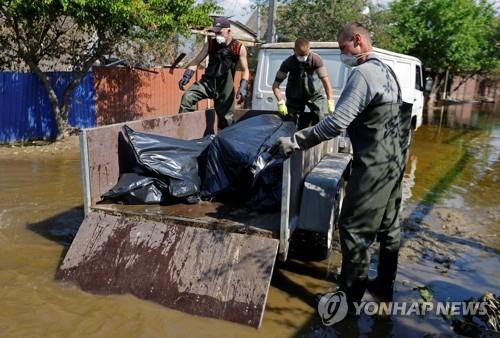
[0, 103, 498, 337]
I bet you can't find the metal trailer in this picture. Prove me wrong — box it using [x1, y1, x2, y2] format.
[56, 109, 351, 328]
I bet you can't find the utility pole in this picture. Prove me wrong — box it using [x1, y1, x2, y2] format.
[266, 0, 277, 43]
[256, 3, 261, 41]
[442, 68, 449, 101]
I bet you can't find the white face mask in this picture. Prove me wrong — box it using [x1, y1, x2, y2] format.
[296, 55, 308, 63]
[215, 35, 226, 45]
[340, 52, 373, 67]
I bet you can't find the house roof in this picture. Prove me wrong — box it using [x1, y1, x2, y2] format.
[260, 42, 340, 49]
[191, 17, 260, 46]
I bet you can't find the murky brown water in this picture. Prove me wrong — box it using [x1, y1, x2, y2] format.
[0, 103, 498, 337]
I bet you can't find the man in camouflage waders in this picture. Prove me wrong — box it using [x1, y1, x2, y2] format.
[272, 38, 335, 129]
[272, 22, 412, 312]
[178, 17, 249, 129]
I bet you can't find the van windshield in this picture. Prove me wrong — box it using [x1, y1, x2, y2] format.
[264, 49, 347, 92]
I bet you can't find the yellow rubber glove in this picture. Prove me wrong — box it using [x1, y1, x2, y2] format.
[327, 99, 335, 115]
[277, 100, 288, 116]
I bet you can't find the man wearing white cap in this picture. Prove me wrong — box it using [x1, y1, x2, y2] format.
[178, 17, 250, 129]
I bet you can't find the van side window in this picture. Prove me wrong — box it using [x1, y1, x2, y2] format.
[415, 65, 423, 91]
[321, 54, 346, 92]
[395, 61, 411, 89]
[267, 52, 292, 87]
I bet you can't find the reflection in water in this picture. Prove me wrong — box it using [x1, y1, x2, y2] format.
[0, 103, 498, 337]
[405, 103, 499, 208]
[427, 103, 481, 130]
[402, 155, 417, 206]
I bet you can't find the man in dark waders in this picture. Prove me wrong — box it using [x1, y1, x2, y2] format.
[272, 22, 412, 312]
[178, 17, 250, 129]
[272, 38, 335, 130]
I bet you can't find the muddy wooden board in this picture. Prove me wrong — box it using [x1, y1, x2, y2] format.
[94, 202, 280, 238]
[56, 210, 279, 328]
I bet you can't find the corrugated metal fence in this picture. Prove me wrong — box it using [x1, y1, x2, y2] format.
[93, 67, 211, 125]
[0, 72, 96, 143]
[0, 67, 250, 143]
[92, 67, 247, 124]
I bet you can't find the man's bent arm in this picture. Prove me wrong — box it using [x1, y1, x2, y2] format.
[320, 76, 333, 100]
[272, 81, 284, 102]
[238, 45, 250, 80]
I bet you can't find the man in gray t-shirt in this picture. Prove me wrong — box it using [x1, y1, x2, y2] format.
[272, 38, 335, 129]
[273, 22, 410, 312]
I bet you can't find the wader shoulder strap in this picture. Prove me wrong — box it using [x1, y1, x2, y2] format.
[366, 58, 402, 104]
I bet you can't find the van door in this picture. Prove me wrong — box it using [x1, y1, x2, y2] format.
[252, 49, 292, 111]
[393, 59, 414, 105]
[413, 63, 424, 128]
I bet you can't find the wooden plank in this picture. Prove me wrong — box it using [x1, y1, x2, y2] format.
[56, 210, 279, 328]
[93, 203, 279, 238]
[79, 130, 91, 217]
[279, 158, 291, 260]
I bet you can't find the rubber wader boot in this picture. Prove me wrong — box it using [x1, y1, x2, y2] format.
[367, 248, 399, 302]
[338, 261, 368, 315]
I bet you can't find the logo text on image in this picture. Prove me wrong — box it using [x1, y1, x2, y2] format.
[318, 292, 489, 325]
[317, 291, 349, 326]
[351, 301, 488, 316]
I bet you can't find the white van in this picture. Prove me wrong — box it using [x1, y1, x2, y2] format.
[252, 42, 424, 130]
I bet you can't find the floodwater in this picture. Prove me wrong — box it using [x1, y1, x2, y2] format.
[0, 103, 498, 337]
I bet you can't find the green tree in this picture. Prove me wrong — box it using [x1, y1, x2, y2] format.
[385, 0, 499, 107]
[276, 0, 371, 42]
[0, 0, 219, 139]
[368, 4, 394, 48]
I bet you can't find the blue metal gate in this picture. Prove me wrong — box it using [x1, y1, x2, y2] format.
[0, 72, 96, 143]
